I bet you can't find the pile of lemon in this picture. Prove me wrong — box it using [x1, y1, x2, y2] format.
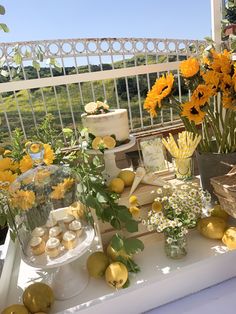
[109, 169, 135, 194]
[86, 244, 135, 289]
[2, 282, 54, 314]
[198, 204, 236, 249]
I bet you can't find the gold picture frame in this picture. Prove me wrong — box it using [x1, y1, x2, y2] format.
[137, 135, 169, 173]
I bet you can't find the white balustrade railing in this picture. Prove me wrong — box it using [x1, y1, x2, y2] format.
[0, 37, 207, 141]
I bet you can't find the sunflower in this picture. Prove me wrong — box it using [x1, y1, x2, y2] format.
[181, 101, 206, 125]
[191, 85, 212, 106]
[179, 58, 200, 78]
[210, 49, 232, 74]
[144, 73, 174, 117]
[220, 74, 232, 92]
[0, 170, 17, 190]
[43, 144, 55, 165]
[50, 178, 75, 200]
[202, 70, 221, 95]
[233, 71, 236, 92]
[10, 189, 36, 211]
[20, 154, 33, 173]
[222, 91, 236, 110]
[0, 157, 13, 171]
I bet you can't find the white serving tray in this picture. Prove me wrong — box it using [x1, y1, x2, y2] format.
[1, 229, 236, 313]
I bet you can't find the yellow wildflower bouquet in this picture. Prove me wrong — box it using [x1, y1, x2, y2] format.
[144, 49, 236, 153]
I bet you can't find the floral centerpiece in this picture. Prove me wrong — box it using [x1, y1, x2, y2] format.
[144, 48, 236, 154]
[143, 183, 211, 259]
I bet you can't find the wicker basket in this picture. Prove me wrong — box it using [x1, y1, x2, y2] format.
[211, 166, 236, 217]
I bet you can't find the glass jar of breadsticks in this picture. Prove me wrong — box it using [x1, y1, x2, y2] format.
[162, 131, 201, 180]
[8, 142, 92, 263]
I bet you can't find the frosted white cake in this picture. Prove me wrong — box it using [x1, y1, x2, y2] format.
[81, 109, 129, 142]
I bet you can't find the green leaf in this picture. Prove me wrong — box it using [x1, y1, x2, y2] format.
[110, 217, 121, 230]
[117, 206, 132, 222]
[124, 238, 144, 255]
[93, 156, 100, 167]
[0, 69, 9, 77]
[13, 52, 22, 65]
[111, 234, 123, 251]
[0, 5, 5, 15]
[0, 23, 9, 32]
[96, 192, 107, 203]
[32, 60, 40, 71]
[86, 195, 100, 209]
[125, 219, 138, 233]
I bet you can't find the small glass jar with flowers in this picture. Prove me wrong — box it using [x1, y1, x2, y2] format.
[143, 183, 211, 259]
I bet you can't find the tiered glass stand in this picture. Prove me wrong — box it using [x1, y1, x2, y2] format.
[21, 225, 95, 300]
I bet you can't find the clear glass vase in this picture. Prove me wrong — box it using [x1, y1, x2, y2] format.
[172, 156, 193, 180]
[164, 233, 187, 259]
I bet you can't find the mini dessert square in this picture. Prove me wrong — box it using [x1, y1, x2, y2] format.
[49, 226, 63, 242]
[63, 214, 75, 229]
[69, 220, 83, 237]
[30, 237, 46, 256]
[45, 237, 61, 258]
[62, 231, 77, 250]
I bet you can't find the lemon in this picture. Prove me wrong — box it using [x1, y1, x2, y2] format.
[106, 244, 132, 261]
[129, 195, 138, 206]
[222, 227, 236, 250]
[86, 251, 109, 278]
[103, 136, 116, 149]
[109, 178, 125, 194]
[2, 304, 30, 314]
[105, 262, 128, 289]
[152, 201, 162, 212]
[30, 143, 41, 153]
[211, 204, 229, 221]
[197, 217, 227, 239]
[92, 136, 103, 150]
[23, 282, 54, 313]
[118, 170, 135, 187]
[129, 206, 140, 217]
[84, 102, 98, 114]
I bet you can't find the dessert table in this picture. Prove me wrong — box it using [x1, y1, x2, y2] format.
[1, 229, 236, 313]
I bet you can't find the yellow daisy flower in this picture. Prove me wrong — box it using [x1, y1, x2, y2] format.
[129, 195, 138, 206]
[191, 85, 212, 106]
[43, 144, 55, 165]
[181, 101, 206, 125]
[0, 170, 17, 190]
[144, 73, 174, 117]
[50, 178, 74, 200]
[0, 157, 13, 171]
[129, 206, 140, 217]
[10, 189, 36, 211]
[62, 178, 74, 190]
[179, 58, 200, 78]
[20, 155, 33, 173]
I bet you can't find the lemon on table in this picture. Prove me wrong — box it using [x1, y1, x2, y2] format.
[103, 136, 116, 149]
[197, 216, 227, 239]
[129, 195, 138, 206]
[105, 262, 128, 289]
[84, 102, 98, 114]
[1, 304, 30, 314]
[152, 201, 162, 212]
[92, 136, 103, 150]
[118, 170, 135, 187]
[211, 204, 229, 221]
[222, 227, 236, 250]
[23, 282, 54, 313]
[109, 178, 125, 194]
[86, 251, 109, 278]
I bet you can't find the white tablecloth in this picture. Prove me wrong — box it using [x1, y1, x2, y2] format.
[146, 276, 236, 314]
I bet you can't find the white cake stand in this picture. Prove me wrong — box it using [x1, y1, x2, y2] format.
[87, 135, 136, 181]
[21, 225, 95, 300]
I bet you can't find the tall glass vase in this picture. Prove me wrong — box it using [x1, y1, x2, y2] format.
[164, 233, 187, 259]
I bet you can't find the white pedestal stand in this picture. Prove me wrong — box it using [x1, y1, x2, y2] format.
[21, 226, 95, 300]
[88, 136, 136, 182]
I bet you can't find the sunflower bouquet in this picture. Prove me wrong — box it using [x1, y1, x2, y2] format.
[144, 48, 236, 153]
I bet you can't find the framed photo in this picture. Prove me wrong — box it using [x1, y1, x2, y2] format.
[138, 135, 168, 173]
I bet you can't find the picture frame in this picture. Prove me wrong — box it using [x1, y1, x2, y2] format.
[137, 135, 169, 173]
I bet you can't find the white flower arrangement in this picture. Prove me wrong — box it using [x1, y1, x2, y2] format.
[146, 183, 212, 241]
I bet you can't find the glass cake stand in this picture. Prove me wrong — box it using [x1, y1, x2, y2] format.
[21, 225, 95, 300]
[87, 135, 136, 182]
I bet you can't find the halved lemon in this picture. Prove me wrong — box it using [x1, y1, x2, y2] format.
[92, 136, 103, 150]
[152, 201, 162, 212]
[103, 136, 116, 149]
[84, 102, 98, 114]
[30, 143, 41, 153]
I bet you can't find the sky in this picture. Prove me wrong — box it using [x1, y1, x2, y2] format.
[0, 0, 212, 43]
